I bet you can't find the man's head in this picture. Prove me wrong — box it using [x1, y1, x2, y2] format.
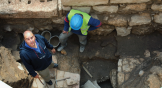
[23, 30, 36, 48]
[70, 14, 83, 30]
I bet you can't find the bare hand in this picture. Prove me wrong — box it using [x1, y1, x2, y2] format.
[34, 74, 39, 78]
[51, 48, 56, 54]
[63, 30, 68, 34]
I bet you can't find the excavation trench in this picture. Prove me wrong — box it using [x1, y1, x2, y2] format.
[1, 21, 162, 88]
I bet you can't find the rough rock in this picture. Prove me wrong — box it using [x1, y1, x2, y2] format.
[154, 13, 162, 24]
[108, 15, 128, 27]
[118, 72, 124, 85]
[131, 25, 154, 35]
[72, 7, 91, 13]
[62, 6, 71, 11]
[139, 70, 144, 76]
[93, 6, 118, 13]
[147, 74, 162, 88]
[110, 0, 150, 3]
[122, 3, 146, 11]
[144, 50, 150, 57]
[116, 27, 132, 36]
[52, 16, 65, 24]
[89, 25, 115, 36]
[129, 13, 151, 26]
[150, 66, 162, 81]
[0, 46, 28, 83]
[110, 69, 117, 88]
[151, 4, 162, 11]
[61, 0, 108, 6]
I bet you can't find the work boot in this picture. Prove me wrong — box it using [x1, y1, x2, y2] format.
[57, 43, 67, 51]
[53, 63, 58, 68]
[80, 45, 85, 53]
[46, 80, 53, 85]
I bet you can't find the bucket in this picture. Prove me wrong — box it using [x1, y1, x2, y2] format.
[41, 31, 51, 41]
[49, 36, 60, 48]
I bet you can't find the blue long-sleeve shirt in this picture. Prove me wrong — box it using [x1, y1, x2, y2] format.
[19, 34, 54, 77]
[64, 13, 101, 35]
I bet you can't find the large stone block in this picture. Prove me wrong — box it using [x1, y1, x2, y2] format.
[89, 25, 115, 36]
[0, 0, 58, 18]
[129, 13, 151, 26]
[93, 6, 118, 13]
[116, 27, 132, 36]
[151, 4, 162, 11]
[154, 13, 162, 24]
[110, 0, 150, 3]
[131, 25, 154, 35]
[122, 3, 146, 11]
[72, 7, 91, 14]
[61, 0, 108, 6]
[147, 74, 161, 88]
[108, 15, 128, 27]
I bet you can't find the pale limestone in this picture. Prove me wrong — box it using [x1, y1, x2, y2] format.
[62, 6, 71, 11]
[61, 0, 108, 6]
[144, 50, 150, 57]
[122, 3, 146, 11]
[118, 59, 122, 66]
[110, 69, 117, 88]
[123, 59, 129, 65]
[118, 72, 124, 85]
[139, 70, 144, 76]
[108, 15, 128, 27]
[147, 74, 161, 88]
[72, 7, 91, 14]
[64, 72, 80, 85]
[151, 4, 162, 11]
[93, 6, 118, 13]
[123, 64, 131, 72]
[58, 0, 62, 11]
[110, 0, 150, 3]
[118, 66, 122, 72]
[116, 27, 132, 36]
[125, 73, 130, 81]
[154, 13, 162, 24]
[129, 13, 151, 26]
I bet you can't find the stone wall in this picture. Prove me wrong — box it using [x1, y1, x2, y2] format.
[0, 0, 162, 36]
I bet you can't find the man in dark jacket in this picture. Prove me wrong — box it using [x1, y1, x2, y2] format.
[19, 30, 58, 85]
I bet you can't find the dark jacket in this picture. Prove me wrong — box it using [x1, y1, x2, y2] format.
[19, 34, 54, 77]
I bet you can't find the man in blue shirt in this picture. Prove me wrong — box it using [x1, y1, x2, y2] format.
[57, 9, 101, 52]
[19, 30, 58, 85]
